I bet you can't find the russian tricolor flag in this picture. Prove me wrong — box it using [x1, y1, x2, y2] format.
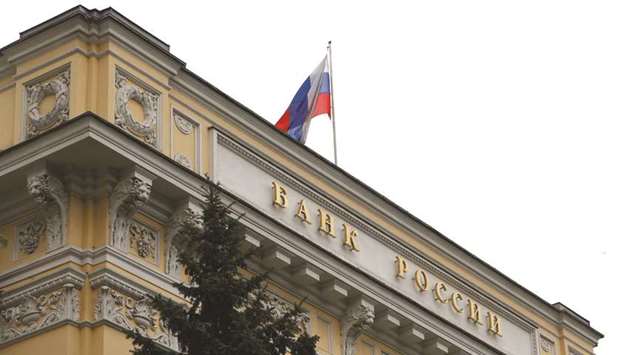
[276, 57, 331, 143]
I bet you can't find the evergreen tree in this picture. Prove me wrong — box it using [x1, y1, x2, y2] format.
[129, 181, 319, 355]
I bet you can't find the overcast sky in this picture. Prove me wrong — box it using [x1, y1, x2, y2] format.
[2, 1, 617, 353]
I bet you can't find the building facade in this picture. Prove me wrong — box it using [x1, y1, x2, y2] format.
[0, 6, 603, 355]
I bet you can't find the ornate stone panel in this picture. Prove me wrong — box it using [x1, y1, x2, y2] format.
[15, 219, 46, 256]
[109, 168, 154, 251]
[540, 336, 555, 355]
[114, 70, 160, 146]
[0, 272, 83, 345]
[342, 300, 375, 355]
[165, 201, 202, 278]
[128, 220, 159, 264]
[26, 168, 68, 251]
[91, 272, 178, 351]
[173, 111, 194, 135]
[25, 68, 70, 138]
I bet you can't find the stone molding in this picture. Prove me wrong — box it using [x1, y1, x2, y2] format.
[165, 200, 202, 279]
[25, 68, 70, 138]
[114, 70, 160, 147]
[109, 167, 154, 251]
[0, 271, 83, 345]
[26, 166, 68, 252]
[91, 271, 179, 352]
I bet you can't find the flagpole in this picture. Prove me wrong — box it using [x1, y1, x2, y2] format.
[327, 41, 338, 166]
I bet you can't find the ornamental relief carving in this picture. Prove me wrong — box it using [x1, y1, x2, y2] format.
[26, 170, 68, 251]
[165, 202, 202, 279]
[540, 337, 555, 354]
[25, 69, 70, 138]
[173, 112, 194, 135]
[128, 221, 158, 264]
[342, 303, 375, 355]
[94, 284, 178, 351]
[173, 153, 192, 169]
[16, 219, 46, 256]
[109, 171, 153, 251]
[0, 276, 81, 345]
[114, 71, 160, 146]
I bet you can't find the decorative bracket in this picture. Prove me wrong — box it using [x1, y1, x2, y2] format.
[109, 167, 154, 251]
[341, 298, 375, 355]
[26, 165, 68, 251]
[165, 199, 203, 278]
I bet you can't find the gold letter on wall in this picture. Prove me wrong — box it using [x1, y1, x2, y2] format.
[318, 208, 336, 237]
[395, 256, 408, 279]
[467, 299, 483, 325]
[487, 311, 502, 336]
[414, 269, 429, 292]
[295, 199, 311, 224]
[272, 181, 288, 208]
[433, 282, 448, 303]
[342, 224, 360, 251]
[450, 292, 464, 313]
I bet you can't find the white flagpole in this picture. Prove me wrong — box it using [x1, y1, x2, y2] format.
[327, 41, 338, 166]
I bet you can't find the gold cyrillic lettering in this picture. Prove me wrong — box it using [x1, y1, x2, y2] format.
[414, 269, 429, 292]
[467, 299, 483, 325]
[318, 208, 336, 237]
[450, 292, 464, 313]
[342, 224, 360, 251]
[433, 282, 448, 303]
[295, 199, 311, 223]
[271, 181, 288, 208]
[487, 311, 502, 336]
[394, 256, 408, 279]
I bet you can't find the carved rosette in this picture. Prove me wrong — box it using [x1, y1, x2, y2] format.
[25, 69, 70, 138]
[114, 71, 160, 146]
[342, 302, 375, 355]
[92, 274, 178, 351]
[16, 220, 46, 255]
[109, 169, 154, 251]
[0, 274, 82, 345]
[26, 170, 68, 251]
[165, 202, 203, 278]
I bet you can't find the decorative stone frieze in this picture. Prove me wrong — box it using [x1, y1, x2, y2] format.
[25, 69, 70, 138]
[91, 272, 179, 351]
[173, 111, 194, 135]
[165, 200, 202, 278]
[173, 153, 192, 169]
[16, 220, 46, 255]
[26, 168, 68, 251]
[109, 168, 154, 251]
[0, 272, 83, 345]
[114, 70, 160, 146]
[341, 300, 375, 355]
